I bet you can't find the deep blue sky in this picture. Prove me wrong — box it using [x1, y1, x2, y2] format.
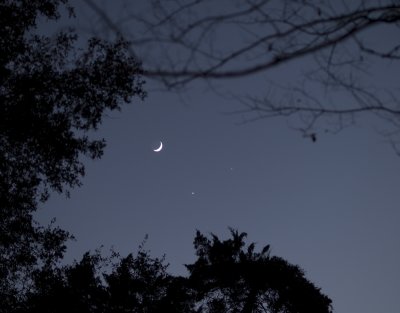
[36, 2, 400, 313]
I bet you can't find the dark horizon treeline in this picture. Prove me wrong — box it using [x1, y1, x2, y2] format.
[5, 229, 333, 313]
[0, 1, 332, 312]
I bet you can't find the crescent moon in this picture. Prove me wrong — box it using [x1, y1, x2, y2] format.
[153, 141, 163, 152]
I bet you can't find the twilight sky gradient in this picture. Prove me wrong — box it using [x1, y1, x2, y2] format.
[36, 2, 400, 313]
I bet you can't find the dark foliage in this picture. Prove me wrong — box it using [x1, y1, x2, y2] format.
[0, 0, 145, 212]
[0, 212, 71, 313]
[187, 229, 332, 313]
[0, 0, 145, 310]
[12, 230, 332, 313]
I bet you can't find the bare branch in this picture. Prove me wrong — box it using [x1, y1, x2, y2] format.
[82, 0, 400, 150]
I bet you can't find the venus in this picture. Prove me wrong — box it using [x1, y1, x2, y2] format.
[153, 141, 163, 152]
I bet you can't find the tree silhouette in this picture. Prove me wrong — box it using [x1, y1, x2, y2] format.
[1, 0, 145, 212]
[187, 229, 332, 313]
[85, 0, 400, 149]
[0, 215, 71, 313]
[15, 230, 332, 313]
[18, 243, 191, 313]
[0, 0, 145, 308]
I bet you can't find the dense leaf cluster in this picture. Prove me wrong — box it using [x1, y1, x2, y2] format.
[0, 0, 145, 310]
[0, 0, 145, 211]
[11, 230, 332, 313]
[188, 230, 332, 313]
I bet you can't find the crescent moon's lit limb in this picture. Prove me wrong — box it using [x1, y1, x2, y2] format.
[153, 141, 163, 152]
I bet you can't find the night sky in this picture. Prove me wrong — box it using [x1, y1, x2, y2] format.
[36, 2, 400, 313]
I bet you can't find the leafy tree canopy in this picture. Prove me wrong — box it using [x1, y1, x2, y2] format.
[0, 0, 146, 213]
[15, 230, 332, 313]
[0, 0, 145, 309]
